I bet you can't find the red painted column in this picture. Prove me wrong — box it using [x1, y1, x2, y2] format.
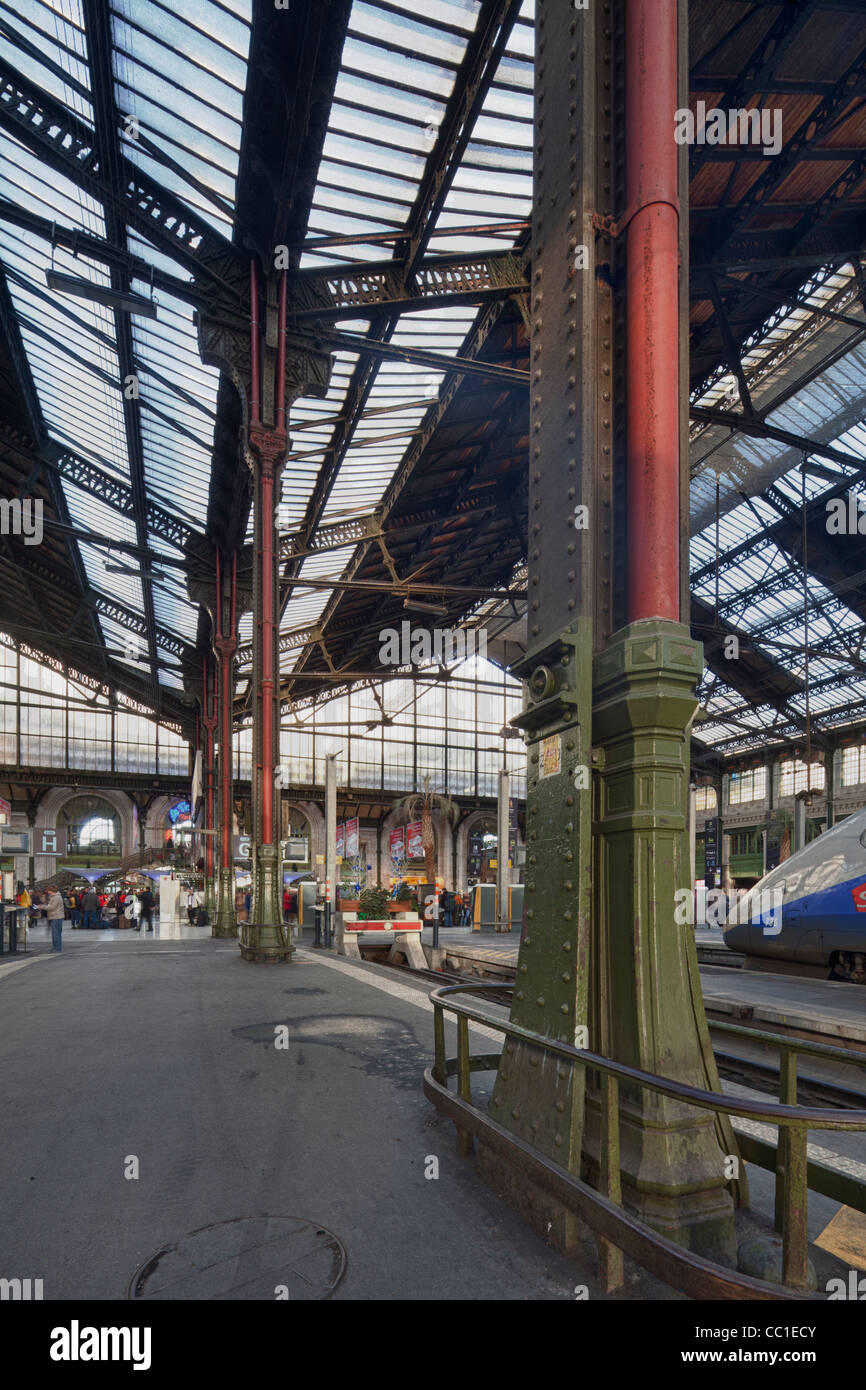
[248, 262, 287, 853]
[258, 454, 276, 847]
[626, 0, 680, 623]
[202, 656, 216, 885]
[215, 547, 237, 876]
[243, 259, 290, 957]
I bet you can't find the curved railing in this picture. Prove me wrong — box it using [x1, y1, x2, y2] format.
[426, 982, 866, 1300]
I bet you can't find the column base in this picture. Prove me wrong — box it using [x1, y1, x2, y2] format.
[239, 921, 293, 963]
[212, 866, 237, 938]
[583, 1090, 737, 1266]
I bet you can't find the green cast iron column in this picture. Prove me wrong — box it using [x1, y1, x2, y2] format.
[590, 622, 739, 1261]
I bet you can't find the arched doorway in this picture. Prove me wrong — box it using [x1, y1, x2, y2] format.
[62, 796, 121, 862]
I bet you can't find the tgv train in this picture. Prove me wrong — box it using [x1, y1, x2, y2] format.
[722, 806, 866, 984]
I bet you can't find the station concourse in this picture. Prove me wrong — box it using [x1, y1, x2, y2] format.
[1, 0, 866, 1327]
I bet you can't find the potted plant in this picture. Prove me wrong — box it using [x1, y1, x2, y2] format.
[358, 885, 391, 921]
[390, 880, 418, 913]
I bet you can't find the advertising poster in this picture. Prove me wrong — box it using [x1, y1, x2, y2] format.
[406, 820, 423, 860]
[389, 826, 405, 861]
[345, 817, 359, 858]
[336, 823, 345, 858]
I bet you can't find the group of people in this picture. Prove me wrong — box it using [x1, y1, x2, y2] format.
[15, 881, 156, 951]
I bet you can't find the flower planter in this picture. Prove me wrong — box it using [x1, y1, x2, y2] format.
[389, 901, 412, 913]
[338, 899, 360, 912]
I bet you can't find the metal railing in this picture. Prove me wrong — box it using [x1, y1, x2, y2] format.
[427, 982, 866, 1300]
[711, 1018, 866, 1233]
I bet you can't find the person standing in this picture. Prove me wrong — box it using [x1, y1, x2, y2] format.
[68, 889, 81, 928]
[45, 883, 66, 952]
[81, 886, 99, 930]
[139, 887, 154, 933]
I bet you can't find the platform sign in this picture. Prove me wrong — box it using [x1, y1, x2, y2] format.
[0, 828, 30, 854]
[35, 828, 68, 856]
[468, 828, 484, 878]
[508, 797, 518, 869]
[233, 834, 252, 860]
[406, 821, 423, 860]
[344, 817, 359, 859]
[765, 829, 782, 872]
[703, 818, 720, 883]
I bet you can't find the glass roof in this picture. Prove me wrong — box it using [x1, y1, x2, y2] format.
[257, 0, 534, 681]
[0, 0, 251, 695]
[4, 0, 864, 765]
[690, 267, 866, 753]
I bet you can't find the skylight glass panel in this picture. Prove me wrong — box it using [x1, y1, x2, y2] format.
[0, 0, 92, 117]
[110, 0, 250, 238]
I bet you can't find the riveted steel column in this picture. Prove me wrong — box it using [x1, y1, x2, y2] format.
[586, 0, 739, 1260]
[477, 0, 603, 1252]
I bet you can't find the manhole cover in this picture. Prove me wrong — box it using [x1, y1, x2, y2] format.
[129, 1216, 346, 1301]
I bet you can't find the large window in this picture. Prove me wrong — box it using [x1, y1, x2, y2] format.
[728, 768, 766, 805]
[841, 745, 866, 787]
[695, 786, 717, 813]
[115, 711, 157, 774]
[0, 634, 190, 775]
[276, 656, 527, 800]
[779, 759, 825, 797]
[69, 709, 112, 771]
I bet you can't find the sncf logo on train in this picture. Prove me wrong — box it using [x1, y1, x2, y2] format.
[851, 884, 866, 913]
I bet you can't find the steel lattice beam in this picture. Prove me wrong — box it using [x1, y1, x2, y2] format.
[294, 250, 528, 321]
[0, 58, 244, 308]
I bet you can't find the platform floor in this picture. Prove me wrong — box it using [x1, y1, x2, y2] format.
[0, 930, 643, 1301]
[3, 924, 864, 1297]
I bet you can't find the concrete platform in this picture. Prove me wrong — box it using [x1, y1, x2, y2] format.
[701, 964, 866, 1050]
[0, 931, 663, 1301]
[422, 928, 866, 1051]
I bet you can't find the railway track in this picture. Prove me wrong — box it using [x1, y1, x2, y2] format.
[382, 956, 866, 1112]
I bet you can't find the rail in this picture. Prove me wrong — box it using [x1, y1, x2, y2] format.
[426, 982, 866, 1300]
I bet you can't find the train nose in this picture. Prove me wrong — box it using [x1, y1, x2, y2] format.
[722, 919, 751, 953]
